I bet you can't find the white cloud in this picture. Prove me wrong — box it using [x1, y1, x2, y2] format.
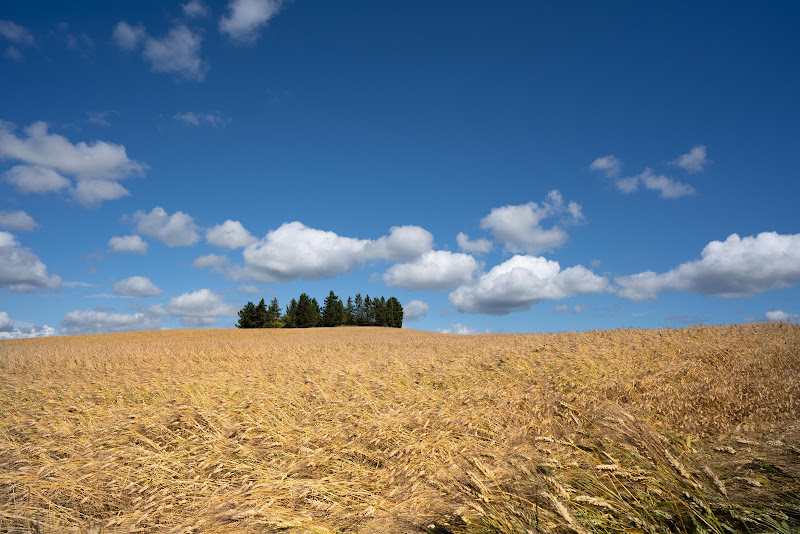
[638, 168, 695, 199]
[174, 111, 230, 127]
[456, 232, 492, 254]
[480, 190, 583, 254]
[132, 207, 200, 247]
[112, 276, 162, 297]
[108, 235, 148, 254]
[589, 155, 622, 177]
[61, 309, 160, 335]
[143, 25, 208, 81]
[183, 0, 210, 18]
[403, 299, 430, 322]
[154, 289, 238, 327]
[672, 145, 709, 173]
[553, 304, 569, 313]
[0, 231, 61, 292]
[449, 255, 609, 315]
[616, 232, 800, 301]
[765, 309, 798, 323]
[237, 284, 260, 295]
[0, 311, 12, 331]
[0, 19, 35, 46]
[383, 250, 479, 290]
[610, 168, 695, 199]
[113, 22, 208, 81]
[239, 222, 432, 282]
[220, 0, 283, 44]
[206, 220, 256, 248]
[0, 121, 146, 207]
[366, 225, 434, 262]
[192, 253, 229, 271]
[112, 21, 146, 50]
[437, 323, 479, 335]
[4, 164, 72, 194]
[0, 312, 56, 339]
[0, 210, 38, 231]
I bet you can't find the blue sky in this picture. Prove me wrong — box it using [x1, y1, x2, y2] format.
[1, 1, 799, 337]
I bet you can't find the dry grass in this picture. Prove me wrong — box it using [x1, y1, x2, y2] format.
[1, 323, 799, 533]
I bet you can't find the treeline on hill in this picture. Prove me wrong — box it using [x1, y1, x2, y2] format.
[236, 291, 403, 329]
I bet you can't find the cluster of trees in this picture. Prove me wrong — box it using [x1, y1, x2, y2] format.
[237, 291, 403, 329]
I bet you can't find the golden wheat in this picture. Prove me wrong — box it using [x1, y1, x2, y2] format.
[1, 323, 799, 533]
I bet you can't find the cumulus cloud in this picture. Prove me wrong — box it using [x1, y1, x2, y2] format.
[383, 250, 479, 291]
[108, 235, 148, 254]
[239, 222, 433, 282]
[765, 309, 798, 323]
[61, 309, 160, 335]
[480, 190, 584, 254]
[113, 22, 208, 81]
[456, 232, 492, 254]
[206, 220, 256, 248]
[153, 289, 238, 327]
[672, 145, 709, 173]
[0, 231, 61, 292]
[220, 0, 284, 44]
[183, 0, 210, 18]
[449, 255, 609, 315]
[192, 253, 229, 271]
[590, 155, 622, 177]
[131, 207, 200, 247]
[616, 232, 800, 301]
[0, 210, 38, 231]
[0, 312, 56, 339]
[0, 121, 146, 207]
[4, 164, 72, 194]
[403, 300, 430, 322]
[174, 111, 230, 127]
[437, 323, 479, 335]
[112, 276, 162, 297]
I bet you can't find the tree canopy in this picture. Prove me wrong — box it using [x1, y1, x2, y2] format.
[236, 290, 403, 329]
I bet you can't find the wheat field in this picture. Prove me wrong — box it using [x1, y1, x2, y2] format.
[1, 323, 799, 533]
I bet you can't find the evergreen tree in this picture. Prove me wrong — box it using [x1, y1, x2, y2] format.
[255, 298, 269, 328]
[267, 297, 282, 327]
[354, 293, 365, 325]
[321, 290, 340, 327]
[284, 298, 298, 328]
[364, 295, 373, 325]
[236, 301, 259, 328]
[386, 297, 404, 328]
[345, 296, 355, 325]
[335, 299, 347, 326]
[373, 296, 387, 327]
[296, 293, 319, 328]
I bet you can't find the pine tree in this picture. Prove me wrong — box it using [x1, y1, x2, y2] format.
[354, 293, 365, 325]
[267, 297, 282, 327]
[321, 290, 340, 327]
[236, 301, 259, 328]
[386, 297, 404, 328]
[284, 298, 298, 328]
[296, 293, 319, 328]
[345, 296, 355, 325]
[255, 298, 269, 328]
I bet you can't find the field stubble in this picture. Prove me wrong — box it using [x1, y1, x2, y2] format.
[1, 323, 799, 533]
